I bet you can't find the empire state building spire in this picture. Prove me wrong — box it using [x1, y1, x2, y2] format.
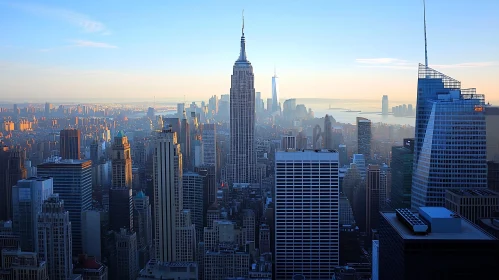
[237, 10, 247, 62]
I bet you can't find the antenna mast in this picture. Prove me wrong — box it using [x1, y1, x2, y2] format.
[423, 0, 428, 67]
[242, 9, 245, 35]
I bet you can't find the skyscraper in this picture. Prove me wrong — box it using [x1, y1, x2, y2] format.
[202, 123, 216, 168]
[356, 117, 371, 161]
[366, 165, 381, 235]
[272, 68, 279, 113]
[275, 150, 340, 279]
[0, 147, 27, 221]
[228, 17, 257, 185]
[134, 191, 154, 268]
[412, 65, 487, 208]
[59, 129, 81, 160]
[153, 127, 182, 262]
[323, 114, 334, 149]
[37, 159, 92, 255]
[381, 95, 389, 115]
[182, 172, 204, 243]
[391, 138, 414, 209]
[112, 131, 132, 189]
[115, 228, 139, 280]
[12, 177, 53, 252]
[37, 194, 74, 280]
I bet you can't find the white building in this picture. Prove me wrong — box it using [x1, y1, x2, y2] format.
[275, 150, 340, 280]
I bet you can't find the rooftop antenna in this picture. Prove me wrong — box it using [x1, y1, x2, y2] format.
[423, 0, 428, 67]
[242, 9, 245, 35]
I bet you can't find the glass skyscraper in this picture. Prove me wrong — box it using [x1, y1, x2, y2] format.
[412, 64, 487, 208]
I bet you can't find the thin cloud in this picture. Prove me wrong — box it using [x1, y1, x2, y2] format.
[8, 2, 109, 34]
[71, 40, 117, 48]
[355, 58, 497, 70]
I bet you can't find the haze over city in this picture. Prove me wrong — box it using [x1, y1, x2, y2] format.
[1, 0, 498, 103]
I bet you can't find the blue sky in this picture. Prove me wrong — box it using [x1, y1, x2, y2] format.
[0, 0, 498, 103]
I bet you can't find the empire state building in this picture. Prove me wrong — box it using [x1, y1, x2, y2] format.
[227, 17, 257, 184]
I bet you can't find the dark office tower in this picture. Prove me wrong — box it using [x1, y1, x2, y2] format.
[413, 65, 487, 208]
[313, 124, 322, 149]
[109, 187, 133, 231]
[45, 102, 51, 116]
[195, 165, 217, 213]
[323, 114, 334, 149]
[114, 228, 139, 280]
[227, 17, 256, 185]
[379, 208, 499, 280]
[37, 159, 92, 255]
[488, 161, 499, 192]
[112, 131, 132, 188]
[0, 147, 27, 221]
[90, 139, 101, 165]
[366, 165, 381, 235]
[180, 112, 191, 170]
[133, 191, 153, 268]
[259, 224, 270, 254]
[60, 129, 81, 160]
[391, 138, 415, 209]
[356, 117, 371, 161]
[182, 172, 204, 242]
[382, 95, 389, 115]
[147, 107, 155, 120]
[338, 144, 348, 167]
[37, 194, 74, 280]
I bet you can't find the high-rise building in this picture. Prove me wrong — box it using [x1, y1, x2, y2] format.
[182, 172, 204, 243]
[60, 129, 81, 160]
[12, 177, 53, 252]
[412, 65, 487, 208]
[37, 159, 92, 255]
[204, 250, 249, 280]
[352, 154, 366, 179]
[281, 134, 296, 150]
[177, 103, 185, 119]
[133, 191, 154, 268]
[338, 144, 348, 167]
[356, 117, 371, 161]
[37, 194, 74, 280]
[112, 131, 132, 189]
[180, 113, 191, 170]
[90, 139, 102, 166]
[0, 147, 27, 221]
[379, 207, 499, 279]
[259, 224, 270, 254]
[271, 69, 279, 113]
[275, 150, 340, 279]
[391, 138, 415, 209]
[202, 123, 216, 168]
[242, 209, 255, 244]
[488, 161, 499, 193]
[366, 165, 381, 235]
[153, 127, 182, 262]
[114, 228, 139, 280]
[45, 102, 52, 117]
[1, 250, 49, 280]
[109, 187, 133, 231]
[147, 107, 155, 120]
[445, 188, 499, 224]
[381, 95, 389, 115]
[485, 106, 499, 161]
[81, 210, 103, 262]
[227, 19, 257, 185]
[323, 114, 334, 149]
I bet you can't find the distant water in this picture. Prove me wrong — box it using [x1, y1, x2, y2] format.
[300, 99, 415, 126]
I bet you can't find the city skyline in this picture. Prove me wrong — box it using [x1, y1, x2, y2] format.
[1, 0, 498, 103]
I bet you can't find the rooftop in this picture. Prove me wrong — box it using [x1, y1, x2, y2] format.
[381, 208, 495, 240]
[446, 188, 499, 197]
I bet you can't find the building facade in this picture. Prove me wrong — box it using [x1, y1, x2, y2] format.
[182, 172, 204, 243]
[274, 150, 340, 279]
[445, 188, 499, 224]
[114, 229, 139, 280]
[412, 65, 487, 208]
[390, 139, 414, 209]
[356, 117, 371, 161]
[60, 129, 81, 160]
[133, 191, 153, 268]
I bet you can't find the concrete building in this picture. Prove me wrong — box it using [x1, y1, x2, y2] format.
[412, 65, 487, 208]
[133, 191, 153, 268]
[114, 229, 138, 280]
[109, 187, 133, 231]
[357, 117, 371, 161]
[202, 123, 216, 168]
[37, 194, 74, 280]
[12, 177, 53, 252]
[352, 154, 366, 179]
[227, 19, 257, 185]
[281, 134, 296, 151]
[485, 106, 499, 161]
[445, 188, 499, 224]
[37, 159, 92, 255]
[137, 259, 198, 280]
[242, 209, 255, 244]
[111, 131, 132, 188]
[275, 150, 340, 279]
[258, 224, 270, 254]
[182, 172, 204, 243]
[379, 207, 499, 279]
[204, 250, 249, 280]
[1, 250, 49, 280]
[60, 129, 81, 160]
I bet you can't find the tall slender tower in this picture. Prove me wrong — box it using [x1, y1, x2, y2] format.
[153, 127, 182, 262]
[271, 68, 279, 113]
[228, 14, 257, 185]
[112, 131, 132, 188]
[357, 117, 372, 161]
